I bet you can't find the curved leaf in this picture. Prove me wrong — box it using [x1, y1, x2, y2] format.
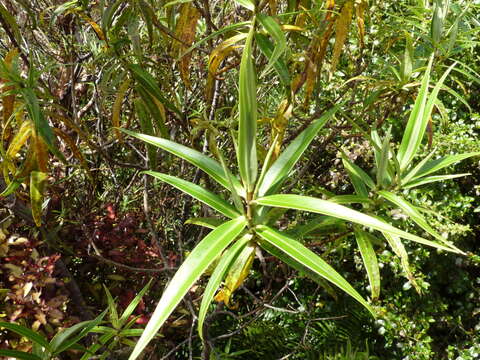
[255, 225, 374, 315]
[128, 64, 182, 118]
[121, 129, 244, 197]
[0, 322, 50, 350]
[144, 171, 240, 218]
[257, 14, 287, 77]
[30, 171, 48, 227]
[128, 217, 247, 360]
[354, 228, 380, 300]
[185, 217, 224, 229]
[0, 350, 42, 360]
[403, 173, 470, 189]
[198, 234, 252, 340]
[341, 154, 375, 191]
[409, 152, 480, 180]
[215, 242, 255, 305]
[255, 194, 463, 253]
[378, 190, 447, 244]
[238, 23, 258, 192]
[397, 60, 455, 171]
[329, 195, 371, 204]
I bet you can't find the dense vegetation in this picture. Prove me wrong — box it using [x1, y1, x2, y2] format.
[1, 0, 479, 359]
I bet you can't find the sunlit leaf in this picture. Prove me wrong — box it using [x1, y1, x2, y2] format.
[215, 242, 256, 306]
[255, 194, 462, 253]
[121, 129, 245, 197]
[354, 228, 380, 300]
[257, 14, 287, 77]
[198, 233, 252, 340]
[397, 60, 454, 172]
[144, 171, 241, 218]
[128, 217, 247, 360]
[238, 23, 258, 192]
[403, 173, 471, 189]
[185, 217, 224, 229]
[382, 232, 420, 293]
[408, 152, 480, 181]
[255, 225, 375, 315]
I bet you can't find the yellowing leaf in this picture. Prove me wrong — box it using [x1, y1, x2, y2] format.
[302, 0, 335, 102]
[30, 171, 48, 227]
[215, 243, 255, 307]
[112, 79, 131, 142]
[304, 21, 334, 103]
[272, 99, 292, 159]
[205, 33, 247, 105]
[33, 132, 49, 173]
[172, 3, 201, 89]
[268, 0, 277, 15]
[6, 120, 32, 159]
[280, 25, 304, 32]
[77, 12, 106, 41]
[15, 143, 36, 178]
[1, 49, 18, 126]
[355, 0, 367, 48]
[331, 0, 354, 74]
[53, 128, 91, 178]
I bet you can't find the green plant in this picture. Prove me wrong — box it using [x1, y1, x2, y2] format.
[120, 10, 465, 359]
[81, 281, 153, 360]
[340, 57, 479, 297]
[0, 310, 106, 360]
[0, 281, 151, 360]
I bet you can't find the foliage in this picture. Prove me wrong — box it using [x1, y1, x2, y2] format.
[0, 0, 479, 359]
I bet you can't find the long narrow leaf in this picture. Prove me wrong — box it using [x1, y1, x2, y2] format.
[258, 106, 338, 196]
[198, 234, 252, 340]
[378, 190, 450, 246]
[0, 350, 42, 360]
[30, 171, 48, 227]
[51, 310, 107, 354]
[341, 155, 375, 191]
[354, 228, 380, 300]
[376, 128, 392, 187]
[255, 33, 290, 86]
[403, 173, 470, 189]
[144, 171, 240, 219]
[401, 149, 436, 185]
[119, 280, 152, 325]
[255, 225, 374, 315]
[128, 217, 247, 360]
[409, 152, 480, 180]
[255, 194, 463, 253]
[257, 14, 287, 77]
[238, 23, 258, 192]
[128, 64, 182, 117]
[329, 195, 371, 205]
[185, 217, 224, 229]
[397, 57, 433, 171]
[20, 88, 64, 162]
[382, 232, 419, 293]
[397, 60, 455, 171]
[258, 239, 338, 300]
[0, 322, 50, 350]
[121, 129, 244, 197]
